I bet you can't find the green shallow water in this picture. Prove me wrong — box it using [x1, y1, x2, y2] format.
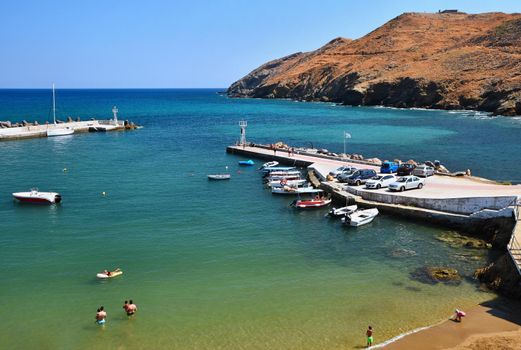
[0, 89, 508, 349]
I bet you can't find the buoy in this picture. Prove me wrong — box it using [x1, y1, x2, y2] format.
[63, 168, 68, 172]
[102, 192, 106, 196]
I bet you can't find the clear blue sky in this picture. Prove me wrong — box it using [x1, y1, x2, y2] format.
[1, 0, 520, 88]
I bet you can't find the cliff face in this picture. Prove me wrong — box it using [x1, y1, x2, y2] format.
[228, 12, 521, 116]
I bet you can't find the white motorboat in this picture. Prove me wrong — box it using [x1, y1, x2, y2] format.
[261, 166, 295, 174]
[342, 208, 379, 227]
[12, 188, 62, 204]
[272, 186, 322, 195]
[207, 174, 231, 180]
[327, 205, 358, 217]
[268, 179, 306, 188]
[260, 161, 279, 169]
[46, 84, 75, 137]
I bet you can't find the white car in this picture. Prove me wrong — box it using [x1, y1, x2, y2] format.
[330, 166, 357, 177]
[413, 164, 435, 177]
[388, 176, 425, 192]
[365, 174, 397, 189]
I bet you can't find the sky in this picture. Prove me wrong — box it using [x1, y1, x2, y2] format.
[1, 0, 521, 88]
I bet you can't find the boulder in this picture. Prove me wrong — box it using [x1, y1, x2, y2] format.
[406, 159, 418, 166]
[393, 159, 402, 164]
[326, 174, 335, 181]
[76, 117, 81, 122]
[410, 266, 462, 285]
[34, 121, 39, 126]
[366, 158, 382, 165]
[436, 231, 492, 249]
[67, 116, 73, 122]
[437, 164, 450, 173]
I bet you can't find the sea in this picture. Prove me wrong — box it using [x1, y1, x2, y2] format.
[1, 89, 520, 349]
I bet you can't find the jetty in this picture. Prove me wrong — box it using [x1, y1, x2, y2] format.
[227, 143, 521, 272]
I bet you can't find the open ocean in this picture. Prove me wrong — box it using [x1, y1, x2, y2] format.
[1, 89, 519, 349]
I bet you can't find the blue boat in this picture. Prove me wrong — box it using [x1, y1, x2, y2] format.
[238, 159, 255, 166]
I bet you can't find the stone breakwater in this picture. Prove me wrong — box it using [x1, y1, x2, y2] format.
[0, 119, 140, 141]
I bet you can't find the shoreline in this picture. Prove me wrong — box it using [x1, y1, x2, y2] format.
[380, 298, 521, 349]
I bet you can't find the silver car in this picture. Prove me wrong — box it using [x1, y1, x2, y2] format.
[413, 164, 435, 177]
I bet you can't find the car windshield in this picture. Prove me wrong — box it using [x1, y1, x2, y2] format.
[382, 164, 390, 168]
[397, 178, 407, 182]
[373, 176, 383, 180]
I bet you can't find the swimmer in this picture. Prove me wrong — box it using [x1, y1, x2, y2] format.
[123, 300, 129, 313]
[126, 299, 137, 316]
[95, 306, 107, 325]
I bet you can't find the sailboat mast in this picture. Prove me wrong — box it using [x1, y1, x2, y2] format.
[52, 83, 56, 124]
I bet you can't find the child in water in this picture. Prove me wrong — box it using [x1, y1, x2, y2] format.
[95, 306, 107, 325]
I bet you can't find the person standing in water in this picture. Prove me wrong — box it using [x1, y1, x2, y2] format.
[126, 300, 137, 316]
[366, 326, 373, 347]
[95, 306, 107, 325]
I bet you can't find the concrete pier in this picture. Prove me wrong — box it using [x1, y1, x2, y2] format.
[0, 120, 136, 141]
[228, 143, 521, 271]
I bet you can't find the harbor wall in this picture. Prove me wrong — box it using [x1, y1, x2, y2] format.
[342, 185, 517, 215]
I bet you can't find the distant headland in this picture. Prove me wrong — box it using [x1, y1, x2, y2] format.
[228, 11, 521, 116]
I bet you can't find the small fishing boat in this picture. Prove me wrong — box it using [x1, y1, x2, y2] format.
[327, 205, 358, 217]
[96, 268, 123, 279]
[272, 186, 323, 195]
[261, 166, 296, 175]
[342, 208, 379, 227]
[293, 197, 332, 209]
[260, 161, 279, 169]
[267, 178, 306, 188]
[239, 159, 255, 166]
[12, 188, 62, 204]
[264, 170, 301, 179]
[208, 174, 231, 180]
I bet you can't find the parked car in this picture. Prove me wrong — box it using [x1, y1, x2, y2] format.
[413, 164, 435, 177]
[397, 163, 416, 176]
[365, 174, 397, 189]
[329, 166, 357, 177]
[337, 168, 359, 182]
[346, 169, 378, 186]
[380, 161, 399, 174]
[388, 176, 425, 192]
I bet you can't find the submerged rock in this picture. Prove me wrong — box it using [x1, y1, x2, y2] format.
[410, 266, 462, 285]
[436, 231, 492, 249]
[388, 247, 417, 258]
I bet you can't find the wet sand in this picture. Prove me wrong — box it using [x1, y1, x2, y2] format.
[381, 298, 521, 350]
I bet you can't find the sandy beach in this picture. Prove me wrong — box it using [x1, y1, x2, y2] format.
[382, 298, 521, 350]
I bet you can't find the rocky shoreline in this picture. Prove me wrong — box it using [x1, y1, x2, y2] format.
[228, 12, 521, 116]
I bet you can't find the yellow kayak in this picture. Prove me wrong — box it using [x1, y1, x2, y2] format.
[96, 270, 123, 279]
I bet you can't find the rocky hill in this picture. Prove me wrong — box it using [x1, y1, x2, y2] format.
[228, 12, 521, 116]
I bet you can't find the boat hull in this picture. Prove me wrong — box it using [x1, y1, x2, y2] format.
[295, 199, 332, 208]
[12, 191, 61, 204]
[208, 174, 231, 180]
[47, 128, 74, 137]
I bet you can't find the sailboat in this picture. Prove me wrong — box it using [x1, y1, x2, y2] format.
[46, 84, 75, 137]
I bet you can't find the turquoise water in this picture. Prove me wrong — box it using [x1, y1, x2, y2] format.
[0, 89, 516, 349]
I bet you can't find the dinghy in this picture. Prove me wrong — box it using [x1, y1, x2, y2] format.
[238, 159, 255, 166]
[207, 174, 231, 180]
[260, 161, 279, 169]
[327, 205, 358, 217]
[293, 197, 332, 209]
[342, 208, 379, 227]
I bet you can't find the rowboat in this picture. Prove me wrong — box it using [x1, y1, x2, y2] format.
[208, 174, 231, 180]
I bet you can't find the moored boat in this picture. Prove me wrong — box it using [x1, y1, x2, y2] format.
[293, 197, 332, 209]
[267, 178, 306, 188]
[239, 159, 255, 166]
[327, 205, 358, 217]
[260, 161, 279, 169]
[261, 166, 295, 174]
[12, 189, 62, 204]
[272, 186, 322, 195]
[208, 174, 231, 180]
[46, 84, 75, 137]
[342, 208, 379, 227]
